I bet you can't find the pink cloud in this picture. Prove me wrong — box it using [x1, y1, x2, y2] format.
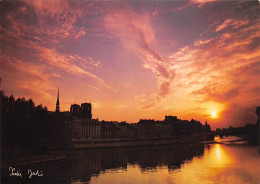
[172, 0, 216, 11]
[24, 0, 92, 40]
[0, 0, 115, 92]
[192, 0, 216, 7]
[104, 6, 174, 107]
[32, 45, 116, 91]
[191, 82, 241, 103]
[0, 53, 56, 107]
[0, 0, 93, 48]
[168, 18, 260, 126]
[216, 19, 249, 32]
[194, 38, 215, 46]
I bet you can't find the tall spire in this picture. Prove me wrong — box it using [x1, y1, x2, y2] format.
[56, 87, 60, 112]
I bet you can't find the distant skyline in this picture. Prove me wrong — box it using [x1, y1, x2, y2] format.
[0, 0, 259, 129]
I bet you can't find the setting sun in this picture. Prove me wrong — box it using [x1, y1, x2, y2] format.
[211, 111, 217, 118]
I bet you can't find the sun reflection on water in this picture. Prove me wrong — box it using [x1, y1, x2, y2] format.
[72, 137, 260, 184]
[216, 144, 221, 159]
[211, 144, 233, 167]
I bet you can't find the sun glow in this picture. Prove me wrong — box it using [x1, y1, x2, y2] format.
[211, 111, 217, 118]
[202, 102, 225, 121]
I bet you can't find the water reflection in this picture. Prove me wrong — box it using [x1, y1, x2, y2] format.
[1, 144, 204, 183]
[70, 143, 204, 183]
[169, 137, 260, 184]
[211, 144, 234, 166]
[2, 137, 260, 184]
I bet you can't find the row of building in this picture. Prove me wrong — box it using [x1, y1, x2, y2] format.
[55, 90, 211, 141]
[60, 102, 211, 141]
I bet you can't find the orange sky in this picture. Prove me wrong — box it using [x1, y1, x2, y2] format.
[0, 0, 259, 129]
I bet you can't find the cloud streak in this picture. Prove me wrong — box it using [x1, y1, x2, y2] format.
[0, 0, 115, 94]
[104, 5, 174, 107]
[168, 13, 260, 127]
[0, 53, 55, 107]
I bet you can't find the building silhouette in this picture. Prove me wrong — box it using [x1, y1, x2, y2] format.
[69, 102, 98, 140]
[54, 90, 212, 142]
[56, 87, 60, 112]
[256, 106, 260, 145]
[71, 117, 101, 140]
[70, 104, 81, 115]
[81, 103, 92, 119]
[70, 103, 92, 119]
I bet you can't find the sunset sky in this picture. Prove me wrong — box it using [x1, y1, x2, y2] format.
[0, 0, 259, 129]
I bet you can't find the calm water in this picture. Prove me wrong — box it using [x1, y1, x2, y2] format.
[2, 136, 260, 184]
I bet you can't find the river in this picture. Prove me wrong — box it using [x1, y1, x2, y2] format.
[2, 136, 260, 184]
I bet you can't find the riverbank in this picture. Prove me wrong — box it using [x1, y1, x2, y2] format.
[1, 154, 66, 169]
[1, 133, 214, 168]
[71, 133, 214, 149]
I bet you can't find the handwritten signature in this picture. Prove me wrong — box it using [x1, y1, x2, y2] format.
[9, 167, 44, 178]
[28, 169, 44, 178]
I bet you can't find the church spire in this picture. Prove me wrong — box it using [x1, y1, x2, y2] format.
[56, 87, 60, 112]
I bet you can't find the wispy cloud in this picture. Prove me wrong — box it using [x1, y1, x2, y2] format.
[0, 0, 119, 113]
[0, 53, 55, 106]
[104, 5, 174, 107]
[192, 0, 216, 7]
[24, 0, 93, 40]
[168, 15, 260, 127]
[0, 0, 115, 92]
[216, 19, 249, 32]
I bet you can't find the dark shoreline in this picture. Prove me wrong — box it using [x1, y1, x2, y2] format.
[71, 134, 213, 149]
[1, 154, 66, 169]
[1, 133, 214, 169]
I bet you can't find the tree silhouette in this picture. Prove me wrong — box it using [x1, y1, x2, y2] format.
[1, 90, 67, 160]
